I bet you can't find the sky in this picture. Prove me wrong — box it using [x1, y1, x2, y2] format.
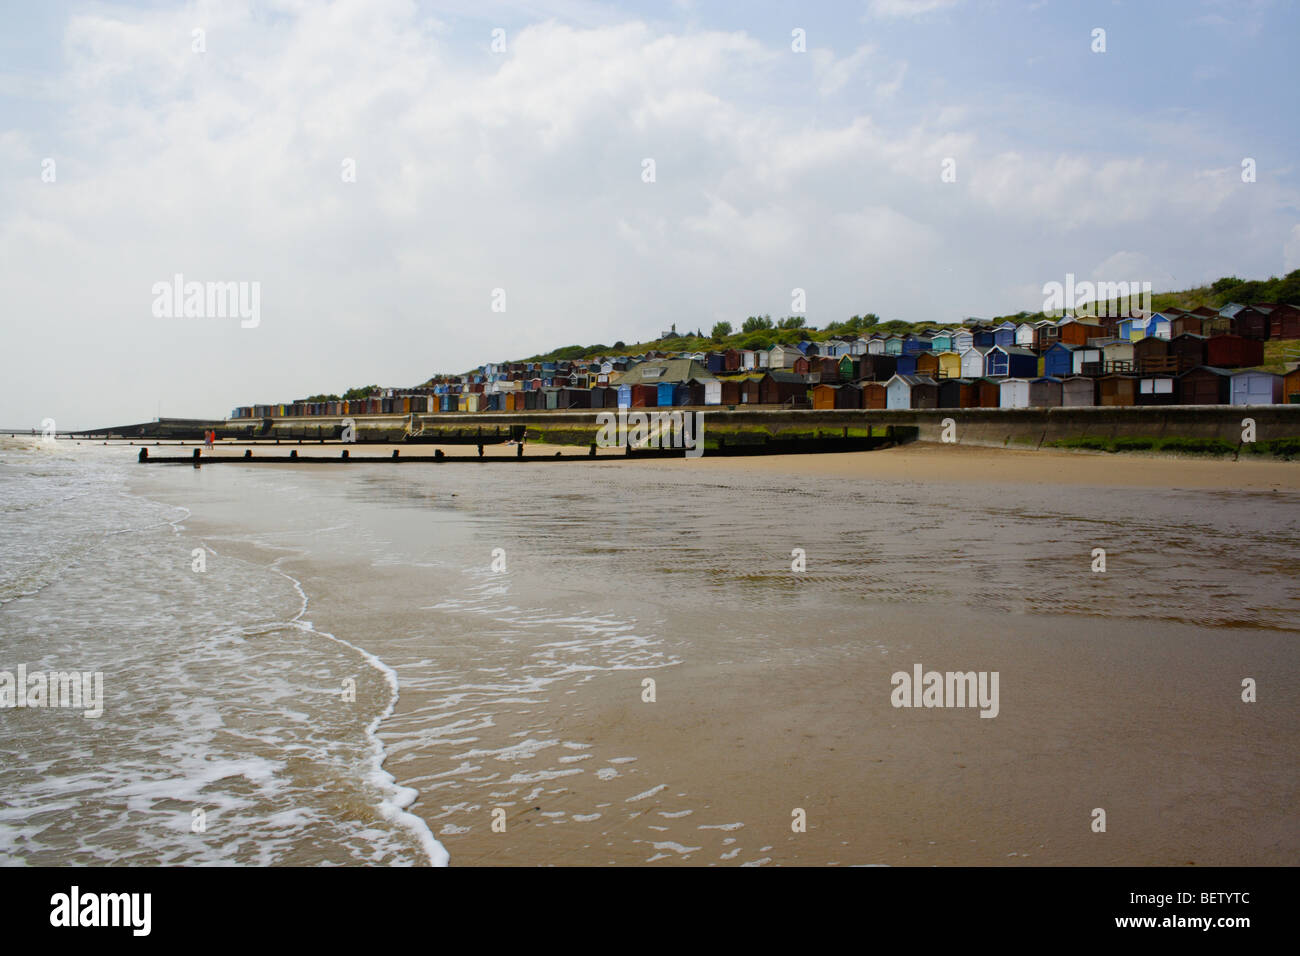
[1, 0, 1298, 428]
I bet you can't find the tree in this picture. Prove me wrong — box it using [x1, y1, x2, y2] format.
[742, 315, 773, 334]
[776, 315, 805, 330]
[711, 321, 732, 341]
[613, 341, 625, 350]
[342, 385, 380, 401]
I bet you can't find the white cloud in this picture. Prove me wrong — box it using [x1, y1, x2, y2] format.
[0, 1, 1295, 427]
[868, 0, 963, 19]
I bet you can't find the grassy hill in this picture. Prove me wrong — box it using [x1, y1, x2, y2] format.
[510, 270, 1300, 370]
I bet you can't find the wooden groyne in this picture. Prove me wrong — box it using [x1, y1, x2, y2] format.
[135, 430, 902, 465]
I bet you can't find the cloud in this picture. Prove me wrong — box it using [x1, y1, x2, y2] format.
[0, 1, 1295, 427]
[867, 0, 962, 19]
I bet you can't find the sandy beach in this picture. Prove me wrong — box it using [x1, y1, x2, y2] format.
[112, 439, 1297, 866]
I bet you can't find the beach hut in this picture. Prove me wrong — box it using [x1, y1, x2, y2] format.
[656, 382, 681, 407]
[937, 378, 963, 408]
[1101, 341, 1135, 374]
[760, 371, 809, 406]
[630, 384, 658, 407]
[866, 338, 885, 355]
[862, 381, 888, 409]
[739, 377, 762, 404]
[895, 354, 919, 376]
[992, 326, 1017, 348]
[959, 346, 989, 379]
[971, 328, 996, 348]
[703, 380, 722, 406]
[952, 330, 975, 353]
[1230, 371, 1283, 405]
[814, 356, 841, 382]
[930, 330, 954, 352]
[1117, 316, 1145, 342]
[1284, 366, 1300, 403]
[998, 378, 1032, 408]
[1028, 376, 1063, 407]
[984, 346, 1038, 378]
[914, 352, 940, 378]
[965, 378, 994, 407]
[838, 355, 858, 381]
[883, 335, 905, 356]
[1032, 321, 1060, 352]
[1134, 337, 1175, 374]
[522, 390, 541, 410]
[1096, 374, 1138, 406]
[1176, 367, 1232, 405]
[768, 345, 803, 369]
[617, 384, 632, 409]
[1058, 318, 1106, 346]
[856, 354, 897, 382]
[938, 378, 979, 409]
[885, 374, 940, 409]
[1136, 376, 1177, 406]
[1170, 314, 1205, 338]
[1015, 323, 1037, 350]
[1205, 334, 1265, 369]
[1145, 313, 1174, 341]
[833, 382, 861, 409]
[681, 379, 708, 406]
[1169, 333, 1207, 372]
[1269, 304, 1300, 340]
[925, 350, 958, 380]
[1060, 376, 1096, 407]
[1043, 343, 1077, 379]
[811, 384, 837, 410]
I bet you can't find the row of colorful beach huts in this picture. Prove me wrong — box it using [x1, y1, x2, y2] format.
[229, 302, 1300, 419]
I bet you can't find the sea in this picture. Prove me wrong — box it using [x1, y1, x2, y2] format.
[1, 437, 1296, 866]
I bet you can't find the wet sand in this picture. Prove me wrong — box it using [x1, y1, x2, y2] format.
[125, 440, 1298, 866]
[665, 440, 1300, 491]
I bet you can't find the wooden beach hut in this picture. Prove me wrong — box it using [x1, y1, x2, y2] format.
[1096, 374, 1138, 406]
[760, 371, 809, 406]
[1176, 367, 1231, 405]
[1169, 333, 1207, 372]
[857, 354, 897, 382]
[1230, 371, 1283, 405]
[1060, 376, 1096, 406]
[1206, 334, 1265, 369]
[862, 381, 888, 409]
[1028, 376, 1064, 407]
[998, 378, 1031, 408]
[1043, 343, 1077, 379]
[1286, 366, 1300, 404]
[1134, 337, 1175, 374]
[985, 346, 1038, 378]
[959, 346, 989, 379]
[915, 352, 941, 378]
[885, 374, 939, 410]
[1136, 376, 1177, 406]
